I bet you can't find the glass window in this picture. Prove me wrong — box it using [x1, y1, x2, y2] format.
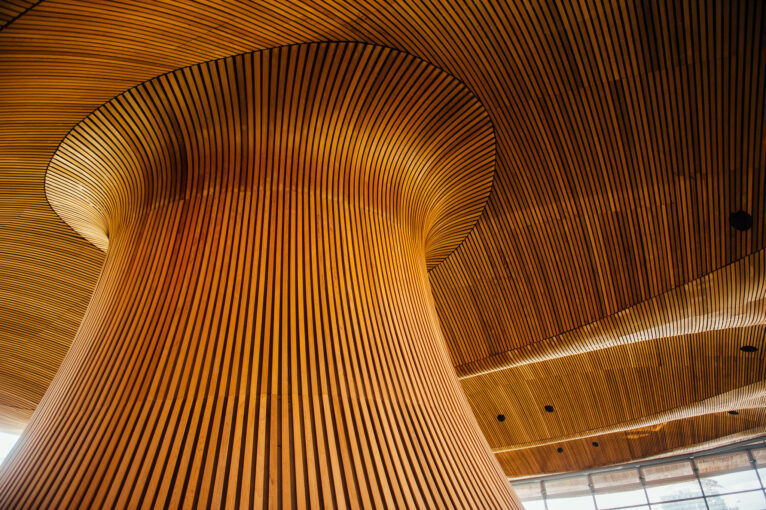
[650, 499, 707, 510]
[518, 498, 546, 510]
[509, 443, 766, 510]
[592, 469, 648, 509]
[705, 489, 766, 509]
[643, 461, 703, 503]
[751, 447, 766, 487]
[750, 447, 766, 466]
[546, 495, 595, 510]
[695, 452, 761, 495]
[512, 480, 546, 510]
[513, 481, 543, 500]
[545, 475, 590, 497]
[0, 432, 20, 466]
[545, 476, 594, 510]
[595, 486, 648, 508]
[645, 480, 704, 505]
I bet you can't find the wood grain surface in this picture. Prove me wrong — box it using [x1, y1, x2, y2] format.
[0, 43, 519, 508]
[0, 0, 763, 488]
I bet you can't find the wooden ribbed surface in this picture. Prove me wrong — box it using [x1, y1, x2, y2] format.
[0, 43, 517, 508]
[0, 0, 763, 482]
[0, 0, 37, 28]
[45, 43, 495, 269]
[456, 251, 766, 378]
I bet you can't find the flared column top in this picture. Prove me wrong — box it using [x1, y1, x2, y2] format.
[46, 42, 496, 269]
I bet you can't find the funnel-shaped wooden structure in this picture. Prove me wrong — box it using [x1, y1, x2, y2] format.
[0, 43, 519, 508]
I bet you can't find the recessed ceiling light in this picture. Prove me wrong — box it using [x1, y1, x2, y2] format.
[557, 447, 563, 453]
[728, 410, 739, 415]
[730, 210, 753, 231]
[497, 414, 505, 422]
[740, 345, 758, 353]
[544, 405, 554, 413]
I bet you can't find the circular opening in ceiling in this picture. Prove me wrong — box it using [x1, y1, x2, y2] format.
[544, 405, 554, 413]
[730, 210, 753, 231]
[497, 414, 505, 422]
[740, 345, 758, 353]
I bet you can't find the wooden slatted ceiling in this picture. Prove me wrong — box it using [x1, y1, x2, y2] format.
[466, 325, 766, 449]
[0, 0, 763, 479]
[454, 251, 766, 377]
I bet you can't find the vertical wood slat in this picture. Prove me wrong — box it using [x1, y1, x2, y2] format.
[0, 43, 518, 509]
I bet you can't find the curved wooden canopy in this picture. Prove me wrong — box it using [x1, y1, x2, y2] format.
[0, 0, 764, 482]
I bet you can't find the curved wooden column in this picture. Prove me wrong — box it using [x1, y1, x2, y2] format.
[0, 43, 518, 508]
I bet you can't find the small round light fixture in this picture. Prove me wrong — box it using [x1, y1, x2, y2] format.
[592, 442, 599, 447]
[728, 410, 739, 415]
[730, 210, 753, 231]
[497, 414, 505, 422]
[557, 447, 563, 453]
[544, 405, 554, 413]
[740, 345, 758, 353]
